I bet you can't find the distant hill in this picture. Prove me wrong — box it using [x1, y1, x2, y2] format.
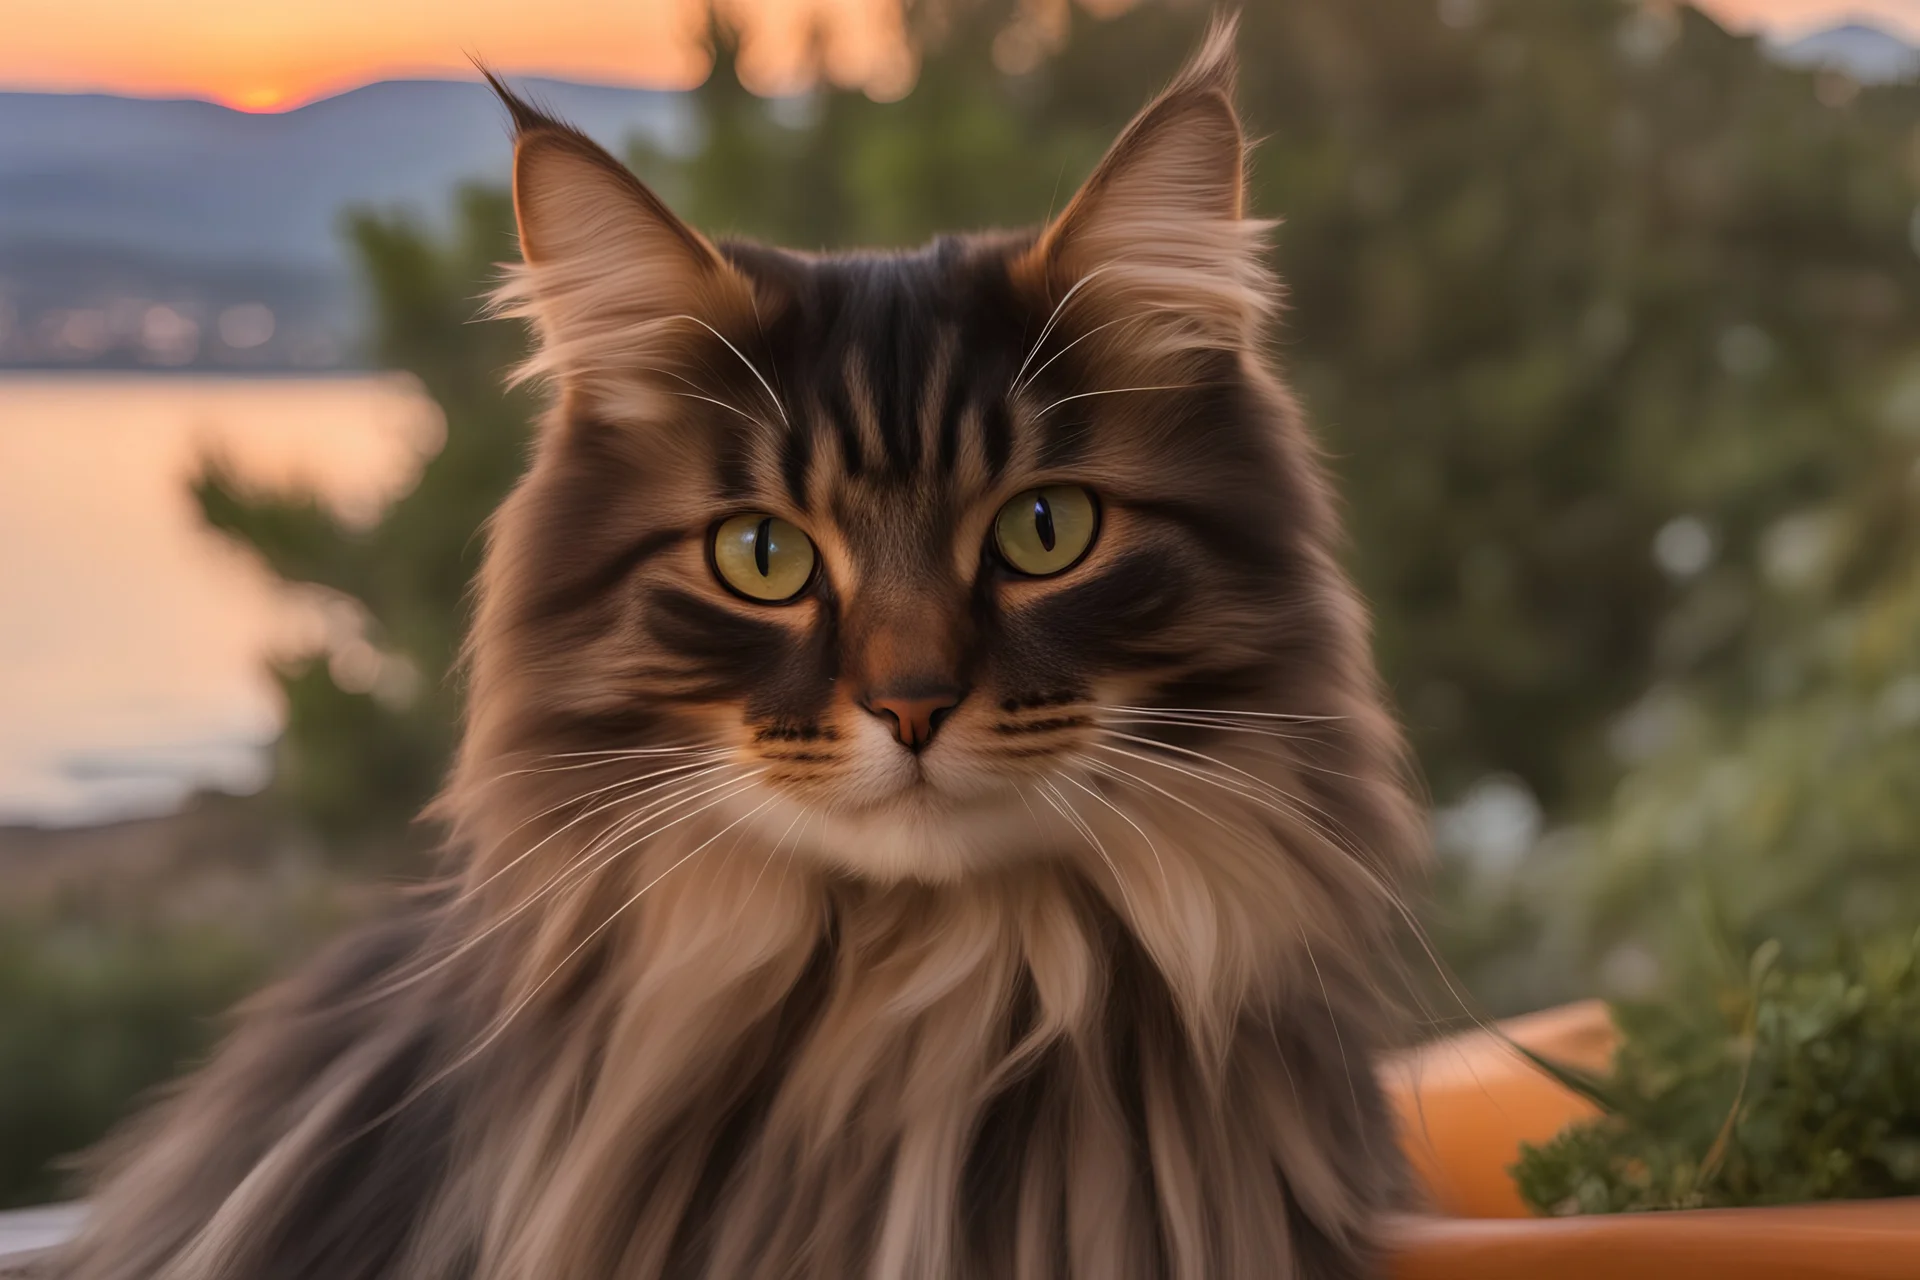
[1771, 22, 1920, 83]
[0, 78, 684, 370]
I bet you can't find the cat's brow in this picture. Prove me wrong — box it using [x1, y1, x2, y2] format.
[772, 246, 1022, 495]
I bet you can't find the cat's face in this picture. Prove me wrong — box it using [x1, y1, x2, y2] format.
[466, 55, 1331, 881]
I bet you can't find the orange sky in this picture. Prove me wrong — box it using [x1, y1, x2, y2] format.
[0, 0, 1911, 110]
[0, 0, 911, 108]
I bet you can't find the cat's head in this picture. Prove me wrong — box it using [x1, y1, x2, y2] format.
[455, 20, 1385, 884]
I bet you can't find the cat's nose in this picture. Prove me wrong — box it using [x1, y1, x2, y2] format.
[863, 685, 964, 752]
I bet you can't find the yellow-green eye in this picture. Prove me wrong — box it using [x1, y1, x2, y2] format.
[712, 514, 816, 603]
[993, 485, 1099, 577]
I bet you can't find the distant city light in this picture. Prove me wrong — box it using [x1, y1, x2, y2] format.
[218, 303, 276, 350]
[140, 304, 200, 365]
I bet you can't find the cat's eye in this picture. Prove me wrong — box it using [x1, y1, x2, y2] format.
[993, 486, 1099, 578]
[711, 514, 817, 603]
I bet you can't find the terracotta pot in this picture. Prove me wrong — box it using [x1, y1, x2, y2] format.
[1381, 1002, 1920, 1279]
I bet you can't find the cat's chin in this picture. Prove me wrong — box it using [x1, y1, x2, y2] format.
[731, 777, 1073, 885]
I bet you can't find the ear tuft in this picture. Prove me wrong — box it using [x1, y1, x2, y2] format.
[476, 63, 566, 140]
[1162, 11, 1240, 103]
[484, 72, 762, 420]
[1024, 13, 1273, 364]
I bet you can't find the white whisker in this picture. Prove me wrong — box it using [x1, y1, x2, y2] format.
[730, 804, 807, 940]
[459, 759, 739, 905]
[1060, 772, 1171, 899]
[1083, 749, 1238, 833]
[1012, 315, 1130, 395]
[1037, 778, 1140, 926]
[515, 772, 768, 922]
[663, 390, 778, 432]
[1098, 717, 1361, 782]
[1089, 738, 1465, 1020]
[1031, 384, 1195, 420]
[341, 767, 756, 1010]
[1090, 738, 1372, 878]
[1008, 265, 1113, 393]
[1100, 705, 1347, 723]
[336, 782, 772, 1145]
[663, 313, 789, 426]
[472, 744, 726, 787]
[1298, 923, 1369, 1152]
[476, 793, 781, 1049]
[1101, 714, 1320, 744]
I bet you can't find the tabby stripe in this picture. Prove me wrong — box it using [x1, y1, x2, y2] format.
[532, 529, 684, 620]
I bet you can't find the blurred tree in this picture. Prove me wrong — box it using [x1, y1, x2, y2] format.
[202, 0, 1920, 907]
[0, 922, 269, 1207]
[636, 0, 1920, 820]
[1451, 438, 1920, 1011]
[196, 188, 536, 851]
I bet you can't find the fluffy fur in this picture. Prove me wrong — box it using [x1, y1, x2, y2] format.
[60, 18, 1427, 1280]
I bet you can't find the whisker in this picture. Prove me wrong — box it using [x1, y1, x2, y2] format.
[662, 389, 777, 432]
[1090, 739, 1376, 890]
[1031, 384, 1197, 420]
[1100, 714, 1322, 745]
[1298, 922, 1370, 1155]
[1093, 739, 1479, 1031]
[1100, 729, 1362, 809]
[509, 771, 768, 923]
[1083, 749, 1239, 834]
[1098, 704, 1347, 723]
[729, 805, 807, 940]
[468, 793, 781, 1057]
[644, 363, 778, 432]
[1098, 717, 1361, 782]
[344, 768, 757, 1010]
[1060, 772, 1171, 900]
[1094, 729, 1492, 1041]
[1012, 315, 1130, 396]
[329, 782, 772, 1150]
[1008, 265, 1113, 393]
[469, 744, 726, 787]
[663, 313, 789, 426]
[1037, 778, 1141, 927]
[459, 759, 738, 906]
[1128, 731, 1373, 852]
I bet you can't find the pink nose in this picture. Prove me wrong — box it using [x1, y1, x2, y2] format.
[864, 690, 962, 751]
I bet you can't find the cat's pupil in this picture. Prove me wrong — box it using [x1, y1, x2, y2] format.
[754, 517, 773, 577]
[1033, 495, 1056, 552]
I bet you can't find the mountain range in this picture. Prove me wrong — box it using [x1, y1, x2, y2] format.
[0, 78, 682, 370]
[0, 23, 1914, 371]
[1770, 22, 1920, 82]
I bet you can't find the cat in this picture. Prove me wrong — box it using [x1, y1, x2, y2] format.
[58, 17, 1425, 1280]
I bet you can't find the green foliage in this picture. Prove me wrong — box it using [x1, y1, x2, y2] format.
[203, 1, 1920, 861]
[188, 0, 1920, 1036]
[1447, 466, 1920, 1010]
[1513, 933, 1920, 1214]
[0, 923, 269, 1207]
[8, 0, 1917, 1210]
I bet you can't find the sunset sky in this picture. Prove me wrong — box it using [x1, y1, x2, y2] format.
[0, 0, 1915, 109]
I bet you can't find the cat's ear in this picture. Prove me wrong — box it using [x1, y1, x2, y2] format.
[1023, 17, 1274, 363]
[486, 74, 764, 417]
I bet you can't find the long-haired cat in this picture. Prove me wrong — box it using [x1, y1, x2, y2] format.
[59, 18, 1425, 1280]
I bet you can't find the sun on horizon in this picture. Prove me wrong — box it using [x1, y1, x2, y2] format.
[0, 0, 1911, 112]
[0, 0, 915, 111]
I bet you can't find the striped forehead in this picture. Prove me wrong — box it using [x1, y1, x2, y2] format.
[724, 238, 1029, 511]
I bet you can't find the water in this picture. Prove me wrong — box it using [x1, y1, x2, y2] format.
[0, 374, 441, 825]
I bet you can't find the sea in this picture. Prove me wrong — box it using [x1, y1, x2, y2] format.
[0, 373, 441, 825]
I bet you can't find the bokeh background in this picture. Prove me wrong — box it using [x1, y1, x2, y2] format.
[4, 0, 1919, 1208]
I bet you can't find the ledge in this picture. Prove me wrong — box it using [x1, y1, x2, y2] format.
[0, 1204, 83, 1275]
